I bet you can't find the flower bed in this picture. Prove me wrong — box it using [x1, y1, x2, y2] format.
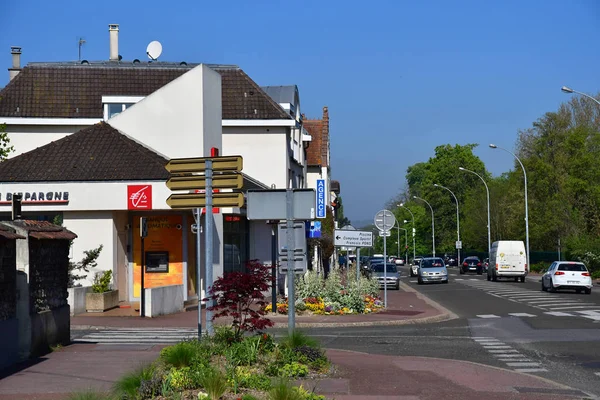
[265, 268, 384, 315]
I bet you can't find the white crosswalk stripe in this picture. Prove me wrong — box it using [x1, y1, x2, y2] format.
[456, 279, 600, 320]
[74, 328, 198, 344]
[473, 337, 547, 373]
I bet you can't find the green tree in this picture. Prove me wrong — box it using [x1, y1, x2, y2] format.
[334, 195, 351, 227]
[0, 123, 14, 161]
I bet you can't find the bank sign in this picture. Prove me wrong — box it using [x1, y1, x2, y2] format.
[316, 179, 326, 219]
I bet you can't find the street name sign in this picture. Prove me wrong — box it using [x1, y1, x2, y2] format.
[165, 156, 243, 174]
[334, 230, 373, 247]
[166, 192, 244, 209]
[165, 174, 243, 191]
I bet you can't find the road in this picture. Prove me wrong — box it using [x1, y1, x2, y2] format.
[293, 266, 600, 398]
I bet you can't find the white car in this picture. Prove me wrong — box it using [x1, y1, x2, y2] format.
[395, 258, 405, 266]
[541, 261, 593, 294]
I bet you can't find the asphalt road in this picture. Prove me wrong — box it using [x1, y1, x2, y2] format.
[285, 266, 600, 398]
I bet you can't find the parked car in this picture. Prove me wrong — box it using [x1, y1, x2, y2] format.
[395, 257, 405, 266]
[541, 261, 592, 294]
[487, 240, 527, 282]
[417, 257, 448, 284]
[372, 263, 400, 290]
[410, 256, 424, 277]
[460, 256, 483, 275]
[444, 255, 458, 267]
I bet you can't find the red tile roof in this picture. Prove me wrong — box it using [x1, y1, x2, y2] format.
[0, 64, 291, 120]
[3, 220, 77, 240]
[303, 106, 329, 167]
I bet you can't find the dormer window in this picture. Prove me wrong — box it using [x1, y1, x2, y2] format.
[102, 96, 144, 120]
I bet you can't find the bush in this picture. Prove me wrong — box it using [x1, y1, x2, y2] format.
[293, 346, 324, 363]
[267, 378, 303, 400]
[112, 364, 154, 399]
[199, 367, 228, 400]
[280, 362, 309, 378]
[160, 340, 199, 368]
[280, 330, 320, 350]
[91, 270, 112, 293]
[204, 260, 274, 339]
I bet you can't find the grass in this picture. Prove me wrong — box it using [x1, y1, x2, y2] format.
[160, 340, 198, 368]
[267, 378, 303, 400]
[199, 367, 228, 400]
[280, 330, 320, 350]
[112, 364, 154, 399]
[66, 390, 114, 400]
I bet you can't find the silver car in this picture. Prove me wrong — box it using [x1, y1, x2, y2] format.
[372, 263, 400, 290]
[418, 257, 449, 284]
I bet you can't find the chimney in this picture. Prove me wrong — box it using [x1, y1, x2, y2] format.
[8, 46, 21, 81]
[321, 106, 329, 166]
[109, 24, 119, 61]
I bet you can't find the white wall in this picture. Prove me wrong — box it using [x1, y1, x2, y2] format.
[63, 211, 116, 287]
[223, 126, 288, 188]
[4, 124, 95, 156]
[109, 64, 222, 159]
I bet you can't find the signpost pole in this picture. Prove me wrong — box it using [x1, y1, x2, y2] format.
[271, 223, 277, 314]
[383, 214, 388, 308]
[205, 160, 214, 335]
[195, 208, 202, 339]
[286, 189, 296, 334]
[140, 217, 147, 318]
[356, 247, 361, 281]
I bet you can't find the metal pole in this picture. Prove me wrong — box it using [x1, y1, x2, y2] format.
[396, 227, 400, 260]
[271, 224, 277, 314]
[140, 236, 145, 318]
[404, 229, 408, 266]
[195, 208, 202, 339]
[204, 160, 214, 335]
[414, 197, 435, 257]
[383, 213, 388, 308]
[356, 247, 361, 281]
[434, 184, 461, 265]
[285, 189, 296, 334]
[459, 168, 491, 257]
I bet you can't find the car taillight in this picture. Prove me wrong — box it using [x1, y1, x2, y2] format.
[554, 271, 565, 276]
[463, 262, 468, 266]
[582, 272, 590, 276]
[477, 262, 481, 266]
[525, 264, 528, 272]
[495, 264, 498, 270]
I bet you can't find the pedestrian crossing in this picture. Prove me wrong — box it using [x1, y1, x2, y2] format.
[475, 310, 600, 320]
[455, 278, 600, 320]
[472, 337, 548, 373]
[73, 328, 199, 344]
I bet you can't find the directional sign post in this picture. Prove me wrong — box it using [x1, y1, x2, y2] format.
[165, 155, 243, 338]
[334, 230, 373, 282]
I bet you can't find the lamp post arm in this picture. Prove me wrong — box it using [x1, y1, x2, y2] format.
[572, 89, 600, 106]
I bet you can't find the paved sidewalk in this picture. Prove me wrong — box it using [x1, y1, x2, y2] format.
[71, 283, 456, 330]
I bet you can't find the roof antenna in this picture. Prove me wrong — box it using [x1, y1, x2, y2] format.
[78, 37, 86, 61]
[146, 41, 162, 61]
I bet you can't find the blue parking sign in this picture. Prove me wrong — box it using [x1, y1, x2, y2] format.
[307, 221, 322, 238]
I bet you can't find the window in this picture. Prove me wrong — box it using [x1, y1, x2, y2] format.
[107, 103, 123, 119]
[102, 96, 144, 120]
[223, 215, 249, 274]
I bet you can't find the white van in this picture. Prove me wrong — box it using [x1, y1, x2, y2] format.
[487, 240, 527, 282]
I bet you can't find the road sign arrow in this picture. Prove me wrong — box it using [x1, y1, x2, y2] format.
[336, 235, 341, 240]
[166, 173, 243, 191]
[166, 192, 244, 209]
[165, 156, 243, 174]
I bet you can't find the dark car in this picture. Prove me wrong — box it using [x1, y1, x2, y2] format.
[444, 254, 458, 267]
[460, 256, 483, 275]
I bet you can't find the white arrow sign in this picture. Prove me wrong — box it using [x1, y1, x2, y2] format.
[334, 230, 373, 247]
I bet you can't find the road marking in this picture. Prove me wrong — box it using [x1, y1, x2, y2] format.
[476, 314, 501, 318]
[547, 305, 597, 310]
[514, 368, 548, 373]
[526, 299, 581, 304]
[544, 311, 575, 316]
[506, 362, 542, 367]
[576, 310, 600, 315]
[474, 338, 501, 342]
[499, 358, 532, 362]
[492, 354, 527, 358]
[471, 336, 493, 339]
[595, 372, 600, 377]
[454, 278, 464, 280]
[483, 345, 513, 349]
[508, 313, 537, 317]
[580, 315, 600, 321]
[409, 280, 418, 283]
[487, 349, 520, 353]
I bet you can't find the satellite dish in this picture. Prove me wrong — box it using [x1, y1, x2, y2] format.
[146, 41, 162, 60]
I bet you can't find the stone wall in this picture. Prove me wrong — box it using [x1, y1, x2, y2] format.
[0, 239, 17, 320]
[28, 239, 69, 314]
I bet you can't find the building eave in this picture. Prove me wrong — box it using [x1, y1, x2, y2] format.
[0, 117, 102, 126]
[222, 119, 296, 127]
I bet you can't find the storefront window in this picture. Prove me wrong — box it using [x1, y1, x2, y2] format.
[223, 215, 248, 274]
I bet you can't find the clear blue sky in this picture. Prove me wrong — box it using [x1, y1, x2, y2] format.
[1, 0, 599, 225]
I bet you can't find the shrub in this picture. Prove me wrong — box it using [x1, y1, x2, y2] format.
[280, 362, 309, 378]
[267, 378, 303, 400]
[240, 395, 261, 400]
[160, 340, 198, 368]
[167, 366, 197, 390]
[91, 270, 112, 293]
[112, 364, 154, 399]
[138, 375, 162, 399]
[68, 245, 103, 287]
[293, 346, 324, 363]
[204, 260, 274, 339]
[199, 367, 228, 400]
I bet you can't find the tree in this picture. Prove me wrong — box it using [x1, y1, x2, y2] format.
[0, 123, 14, 161]
[334, 195, 351, 227]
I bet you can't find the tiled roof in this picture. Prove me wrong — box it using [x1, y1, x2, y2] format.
[0, 64, 291, 120]
[0, 122, 170, 182]
[2, 220, 77, 240]
[304, 119, 324, 167]
[0, 225, 25, 240]
[303, 106, 330, 167]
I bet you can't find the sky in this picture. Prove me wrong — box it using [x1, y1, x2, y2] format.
[1, 0, 599, 226]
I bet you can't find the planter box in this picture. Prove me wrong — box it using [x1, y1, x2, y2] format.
[86, 290, 119, 312]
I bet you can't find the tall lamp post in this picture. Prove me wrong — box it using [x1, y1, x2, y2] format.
[413, 196, 435, 257]
[561, 86, 600, 106]
[489, 144, 529, 268]
[398, 203, 416, 263]
[397, 227, 408, 265]
[459, 167, 491, 257]
[433, 184, 461, 264]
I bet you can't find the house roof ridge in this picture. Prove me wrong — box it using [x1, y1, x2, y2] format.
[232, 69, 293, 120]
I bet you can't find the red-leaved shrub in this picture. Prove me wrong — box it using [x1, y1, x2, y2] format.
[204, 260, 274, 338]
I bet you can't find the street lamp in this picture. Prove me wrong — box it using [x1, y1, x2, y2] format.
[413, 196, 435, 257]
[396, 225, 408, 265]
[433, 183, 461, 265]
[561, 86, 600, 106]
[489, 144, 530, 269]
[459, 167, 491, 257]
[398, 203, 416, 263]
